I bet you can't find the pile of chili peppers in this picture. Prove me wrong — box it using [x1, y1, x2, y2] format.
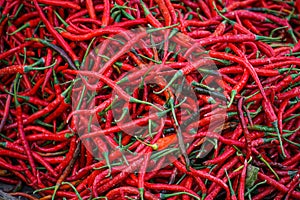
[0, 0, 300, 200]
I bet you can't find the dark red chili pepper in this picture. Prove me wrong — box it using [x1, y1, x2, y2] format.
[146, 182, 200, 199]
[0, 84, 12, 132]
[0, 177, 19, 185]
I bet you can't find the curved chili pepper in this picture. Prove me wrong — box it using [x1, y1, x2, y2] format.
[13, 74, 37, 176]
[32, 0, 80, 67]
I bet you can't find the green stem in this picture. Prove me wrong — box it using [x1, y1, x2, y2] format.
[227, 90, 237, 108]
[103, 152, 112, 177]
[257, 154, 279, 180]
[245, 180, 267, 196]
[270, 26, 288, 37]
[272, 121, 286, 158]
[8, 22, 30, 35]
[160, 192, 200, 200]
[54, 10, 69, 27]
[24, 59, 57, 73]
[61, 182, 83, 200]
[225, 169, 236, 197]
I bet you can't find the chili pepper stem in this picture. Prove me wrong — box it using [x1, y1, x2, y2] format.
[228, 90, 237, 108]
[8, 23, 30, 35]
[154, 70, 183, 94]
[169, 99, 190, 170]
[129, 97, 163, 111]
[257, 154, 280, 180]
[225, 169, 236, 199]
[160, 192, 201, 200]
[103, 152, 111, 177]
[272, 121, 286, 158]
[139, 188, 144, 200]
[135, 136, 158, 150]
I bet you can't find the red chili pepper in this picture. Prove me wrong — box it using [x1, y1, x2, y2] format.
[140, 0, 163, 28]
[61, 26, 124, 41]
[33, 0, 80, 67]
[0, 1, 300, 199]
[237, 97, 252, 159]
[4, 82, 73, 130]
[155, 134, 177, 150]
[173, 159, 231, 200]
[102, 0, 110, 27]
[207, 156, 239, 193]
[14, 12, 39, 26]
[24, 133, 73, 142]
[258, 172, 300, 199]
[164, 0, 177, 24]
[238, 159, 248, 200]
[10, 192, 38, 200]
[285, 172, 300, 200]
[277, 86, 300, 100]
[155, 0, 171, 26]
[0, 41, 34, 60]
[13, 74, 37, 176]
[86, 0, 97, 29]
[0, 148, 27, 160]
[278, 99, 289, 136]
[138, 153, 151, 200]
[43, 94, 70, 123]
[96, 158, 144, 194]
[0, 157, 24, 171]
[36, 0, 81, 10]
[106, 186, 159, 200]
